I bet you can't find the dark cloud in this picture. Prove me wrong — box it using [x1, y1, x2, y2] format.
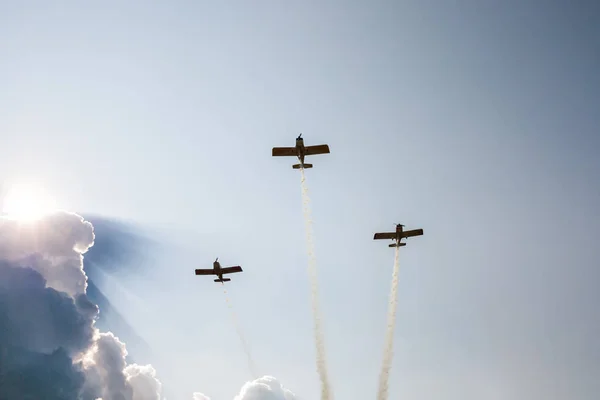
[0, 263, 92, 399]
[0, 263, 96, 355]
[0, 346, 87, 400]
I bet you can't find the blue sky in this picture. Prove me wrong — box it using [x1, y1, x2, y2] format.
[1, 1, 599, 399]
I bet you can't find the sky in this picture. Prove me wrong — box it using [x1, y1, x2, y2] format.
[1, 1, 599, 399]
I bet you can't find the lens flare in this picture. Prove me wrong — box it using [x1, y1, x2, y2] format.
[2, 183, 56, 221]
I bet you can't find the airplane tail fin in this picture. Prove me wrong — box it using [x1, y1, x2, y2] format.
[389, 243, 407, 248]
[215, 278, 231, 283]
[293, 163, 313, 169]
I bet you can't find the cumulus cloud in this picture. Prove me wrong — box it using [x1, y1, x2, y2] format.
[0, 212, 94, 296]
[0, 263, 96, 355]
[193, 376, 297, 400]
[124, 364, 162, 400]
[0, 211, 162, 400]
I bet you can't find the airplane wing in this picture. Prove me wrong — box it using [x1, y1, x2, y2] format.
[305, 144, 330, 155]
[272, 147, 297, 157]
[373, 232, 396, 240]
[195, 269, 216, 275]
[400, 229, 424, 238]
[220, 266, 243, 274]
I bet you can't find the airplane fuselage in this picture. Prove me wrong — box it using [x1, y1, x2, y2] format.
[213, 261, 223, 280]
[295, 137, 306, 164]
[392, 225, 406, 245]
[395, 226, 403, 238]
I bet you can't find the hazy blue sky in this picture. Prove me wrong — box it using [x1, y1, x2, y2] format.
[1, 1, 599, 399]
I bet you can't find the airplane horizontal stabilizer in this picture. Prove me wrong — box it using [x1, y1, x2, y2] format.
[215, 278, 231, 283]
[389, 243, 407, 247]
[293, 163, 313, 169]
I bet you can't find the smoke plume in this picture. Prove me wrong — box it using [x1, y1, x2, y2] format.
[376, 244, 401, 400]
[222, 286, 260, 380]
[299, 169, 332, 400]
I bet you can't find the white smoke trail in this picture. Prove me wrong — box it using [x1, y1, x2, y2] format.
[299, 168, 332, 400]
[222, 286, 260, 379]
[376, 243, 401, 400]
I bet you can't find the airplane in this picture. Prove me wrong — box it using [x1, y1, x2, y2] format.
[373, 223, 424, 248]
[272, 133, 330, 169]
[194, 258, 243, 283]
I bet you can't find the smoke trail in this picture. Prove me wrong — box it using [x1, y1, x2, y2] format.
[376, 243, 401, 400]
[299, 168, 332, 400]
[222, 286, 259, 379]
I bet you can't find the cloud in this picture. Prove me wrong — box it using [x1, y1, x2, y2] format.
[0, 263, 96, 355]
[124, 364, 162, 400]
[0, 212, 94, 296]
[0, 211, 162, 400]
[193, 376, 297, 400]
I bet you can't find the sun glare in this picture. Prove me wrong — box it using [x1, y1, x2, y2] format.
[2, 183, 56, 221]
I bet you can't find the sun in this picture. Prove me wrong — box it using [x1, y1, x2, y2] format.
[2, 183, 56, 221]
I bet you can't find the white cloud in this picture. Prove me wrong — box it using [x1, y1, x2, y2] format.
[126, 364, 163, 400]
[194, 376, 297, 400]
[0, 211, 94, 296]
